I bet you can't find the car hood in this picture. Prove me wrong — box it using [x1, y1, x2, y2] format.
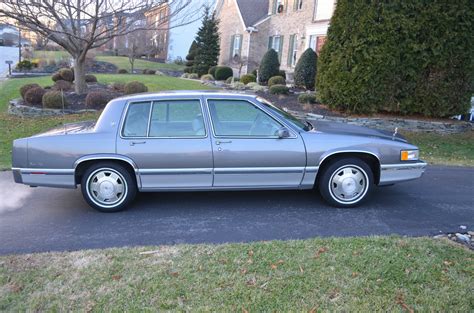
[31, 121, 96, 137]
[312, 120, 407, 142]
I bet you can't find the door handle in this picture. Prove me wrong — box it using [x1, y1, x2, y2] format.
[215, 140, 232, 145]
[130, 141, 146, 146]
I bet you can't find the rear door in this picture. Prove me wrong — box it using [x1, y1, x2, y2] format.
[116, 97, 213, 190]
[206, 98, 307, 188]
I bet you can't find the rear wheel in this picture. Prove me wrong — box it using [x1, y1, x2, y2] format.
[318, 158, 373, 207]
[80, 162, 137, 212]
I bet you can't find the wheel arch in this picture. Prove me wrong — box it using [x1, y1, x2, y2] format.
[74, 155, 140, 188]
[316, 151, 381, 185]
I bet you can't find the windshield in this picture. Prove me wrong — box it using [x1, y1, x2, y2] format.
[256, 96, 311, 131]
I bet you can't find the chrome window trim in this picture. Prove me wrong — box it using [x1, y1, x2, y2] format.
[119, 98, 209, 140]
[204, 98, 298, 139]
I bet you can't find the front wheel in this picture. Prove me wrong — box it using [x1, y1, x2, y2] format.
[318, 158, 374, 208]
[81, 162, 137, 212]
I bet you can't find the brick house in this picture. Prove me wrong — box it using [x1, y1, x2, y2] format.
[215, 0, 336, 77]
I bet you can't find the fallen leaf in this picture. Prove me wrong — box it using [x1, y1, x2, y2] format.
[248, 250, 254, 257]
[352, 272, 359, 278]
[111, 275, 122, 281]
[240, 268, 248, 275]
[276, 259, 284, 265]
[169, 271, 179, 277]
[246, 277, 256, 286]
[395, 292, 414, 313]
[299, 265, 304, 273]
[242, 307, 249, 313]
[314, 247, 328, 258]
[270, 264, 278, 270]
[308, 306, 318, 313]
[443, 260, 454, 266]
[247, 258, 253, 264]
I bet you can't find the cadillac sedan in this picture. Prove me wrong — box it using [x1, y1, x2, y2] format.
[12, 91, 427, 212]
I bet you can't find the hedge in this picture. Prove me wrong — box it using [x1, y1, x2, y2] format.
[214, 66, 233, 81]
[294, 48, 317, 90]
[240, 74, 256, 85]
[316, 0, 474, 117]
[258, 49, 280, 85]
[268, 76, 286, 87]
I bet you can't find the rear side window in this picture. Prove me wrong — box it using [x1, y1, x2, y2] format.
[122, 102, 151, 137]
[149, 100, 205, 137]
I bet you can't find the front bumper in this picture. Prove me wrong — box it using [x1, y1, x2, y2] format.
[379, 161, 427, 185]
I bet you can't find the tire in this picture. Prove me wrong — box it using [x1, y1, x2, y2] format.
[318, 158, 374, 208]
[80, 162, 137, 212]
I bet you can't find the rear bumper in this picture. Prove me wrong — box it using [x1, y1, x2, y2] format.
[11, 168, 76, 189]
[379, 161, 427, 185]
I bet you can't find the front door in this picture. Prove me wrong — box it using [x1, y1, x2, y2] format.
[117, 99, 213, 190]
[206, 98, 307, 188]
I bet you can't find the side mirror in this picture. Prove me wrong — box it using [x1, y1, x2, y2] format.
[277, 127, 290, 138]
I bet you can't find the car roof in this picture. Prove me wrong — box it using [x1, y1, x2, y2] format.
[113, 90, 259, 102]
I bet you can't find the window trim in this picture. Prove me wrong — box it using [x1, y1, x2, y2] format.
[120, 98, 208, 139]
[205, 98, 297, 139]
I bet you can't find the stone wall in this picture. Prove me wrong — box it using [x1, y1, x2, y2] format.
[287, 110, 473, 134]
[8, 99, 97, 117]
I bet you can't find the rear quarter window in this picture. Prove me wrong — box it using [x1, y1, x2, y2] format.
[122, 102, 151, 137]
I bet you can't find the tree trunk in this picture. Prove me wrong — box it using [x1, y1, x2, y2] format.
[74, 56, 87, 94]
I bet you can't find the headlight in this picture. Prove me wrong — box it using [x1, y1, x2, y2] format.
[400, 150, 419, 161]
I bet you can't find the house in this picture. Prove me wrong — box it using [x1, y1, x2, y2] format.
[215, 0, 336, 76]
[145, 3, 170, 61]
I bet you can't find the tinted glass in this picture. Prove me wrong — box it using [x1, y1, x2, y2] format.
[122, 102, 151, 137]
[149, 100, 205, 137]
[208, 100, 282, 137]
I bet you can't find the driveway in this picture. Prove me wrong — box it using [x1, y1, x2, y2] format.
[0, 166, 472, 255]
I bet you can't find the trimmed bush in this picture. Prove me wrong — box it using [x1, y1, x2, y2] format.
[201, 74, 214, 81]
[143, 69, 156, 75]
[248, 82, 266, 92]
[231, 82, 246, 90]
[16, 60, 33, 71]
[85, 74, 98, 83]
[188, 73, 199, 79]
[268, 76, 286, 87]
[24, 87, 46, 105]
[58, 68, 74, 82]
[85, 91, 112, 109]
[124, 81, 148, 95]
[117, 69, 129, 74]
[240, 74, 256, 85]
[42, 90, 67, 109]
[258, 49, 280, 84]
[53, 80, 72, 91]
[51, 72, 62, 82]
[208, 66, 218, 77]
[317, 0, 473, 117]
[269, 84, 289, 95]
[294, 48, 317, 90]
[214, 66, 234, 81]
[20, 83, 40, 100]
[298, 93, 318, 104]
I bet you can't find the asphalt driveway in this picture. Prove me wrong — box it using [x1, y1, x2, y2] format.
[0, 165, 472, 255]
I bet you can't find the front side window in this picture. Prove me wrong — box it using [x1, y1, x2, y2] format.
[122, 102, 152, 137]
[309, 35, 317, 51]
[208, 99, 282, 137]
[149, 100, 205, 137]
[272, 36, 281, 52]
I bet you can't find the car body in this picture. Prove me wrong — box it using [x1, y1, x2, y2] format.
[12, 91, 427, 211]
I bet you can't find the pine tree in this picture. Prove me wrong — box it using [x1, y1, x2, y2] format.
[294, 48, 317, 90]
[193, 7, 220, 76]
[184, 40, 198, 73]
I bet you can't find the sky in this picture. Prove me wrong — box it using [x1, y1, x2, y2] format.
[168, 0, 215, 60]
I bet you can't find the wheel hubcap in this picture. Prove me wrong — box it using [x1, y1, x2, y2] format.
[329, 165, 368, 203]
[87, 169, 127, 207]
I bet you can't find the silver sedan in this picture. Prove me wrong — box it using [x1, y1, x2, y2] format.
[12, 91, 427, 212]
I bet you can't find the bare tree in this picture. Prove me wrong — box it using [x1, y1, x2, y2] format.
[0, 0, 201, 93]
[231, 54, 256, 78]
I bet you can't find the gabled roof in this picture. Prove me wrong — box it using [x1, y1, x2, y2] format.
[235, 0, 268, 27]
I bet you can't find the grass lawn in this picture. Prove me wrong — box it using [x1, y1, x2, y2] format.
[0, 75, 210, 169]
[96, 56, 185, 72]
[0, 237, 472, 311]
[403, 131, 474, 167]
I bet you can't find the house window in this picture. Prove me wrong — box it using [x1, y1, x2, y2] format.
[287, 35, 298, 67]
[268, 35, 284, 60]
[294, 0, 303, 11]
[230, 34, 242, 61]
[309, 35, 317, 51]
[272, 0, 287, 14]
